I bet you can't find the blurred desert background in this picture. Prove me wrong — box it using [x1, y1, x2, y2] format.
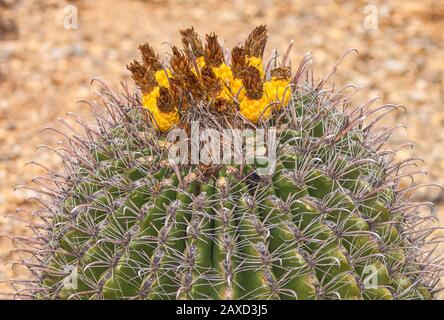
[0, 0, 443, 298]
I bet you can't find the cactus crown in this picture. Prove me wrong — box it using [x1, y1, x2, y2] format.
[127, 25, 291, 131]
[9, 26, 442, 300]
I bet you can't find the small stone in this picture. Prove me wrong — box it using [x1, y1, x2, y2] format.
[384, 59, 407, 74]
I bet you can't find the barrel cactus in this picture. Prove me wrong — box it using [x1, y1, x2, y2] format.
[12, 26, 441, 300]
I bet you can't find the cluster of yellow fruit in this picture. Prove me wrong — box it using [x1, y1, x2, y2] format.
[141, 69, 179, 132]
[128, 26, 291, 132]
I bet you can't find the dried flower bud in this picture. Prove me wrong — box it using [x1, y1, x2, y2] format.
[156, 86, 176, 113]
[244, 25, 268, 58]
[201, 65, 222, 97]
[241, 66, 263, 99]
[182, 71, 205, 101]
[139, 43, 163, 71]
[180, 27, 204, 58]
[212, 98, 233, 113]
[127, 60, 156, 94]
[204, 33, 224, 67]
[171, 46, 191, 76]
[270, 66, 291, 80]
[231, 46, 247, 78]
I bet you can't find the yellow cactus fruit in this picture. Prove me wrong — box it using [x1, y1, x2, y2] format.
[264, 78, 291, 110]
[247, 56, 265, 78]
[211, 63, 234, 100]
[239, 95, 273, 123]
[213, 63, 232, 85]
[196, 56, 205, 69]
[142, 87, 180, 132]
[266, 66, 292, 109]
[239, 65, 271, 123]
[154, 69, 171, 88]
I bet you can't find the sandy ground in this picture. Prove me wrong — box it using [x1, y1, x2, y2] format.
[0, 0, 443, 298]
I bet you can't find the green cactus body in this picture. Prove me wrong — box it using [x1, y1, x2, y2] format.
[15, 26, 441, 300]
